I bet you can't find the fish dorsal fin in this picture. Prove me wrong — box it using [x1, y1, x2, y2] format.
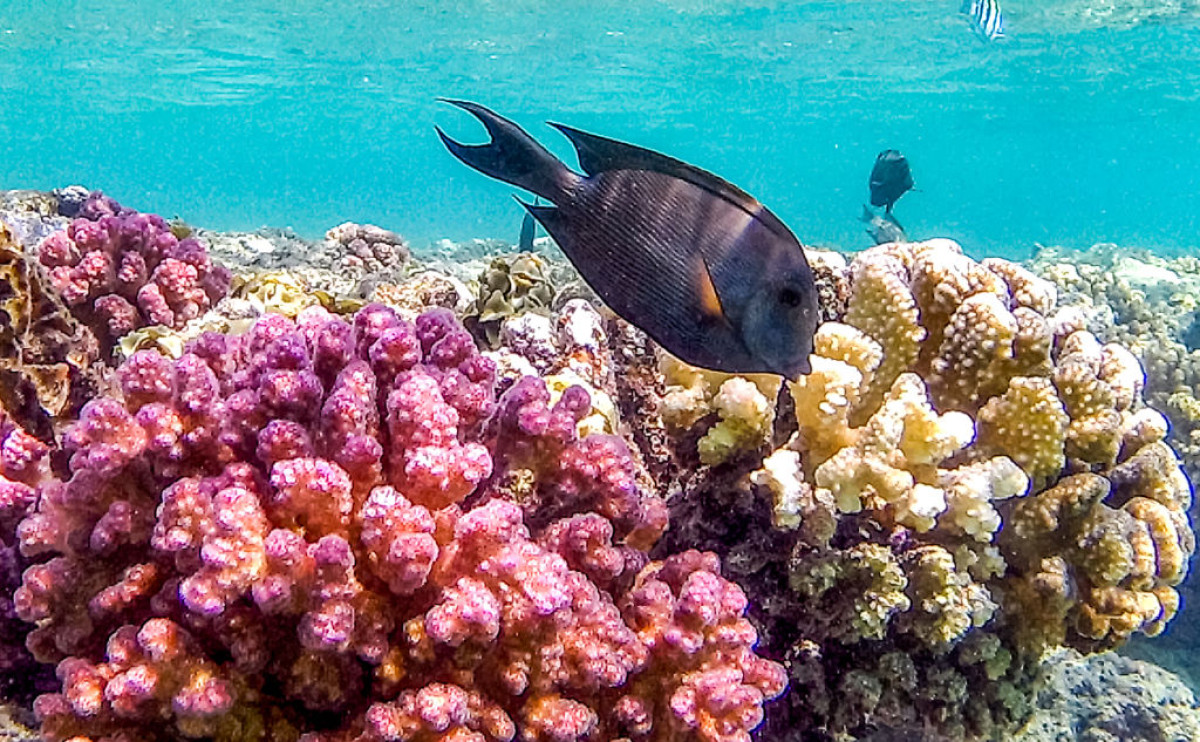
[547, 121, 797, 244]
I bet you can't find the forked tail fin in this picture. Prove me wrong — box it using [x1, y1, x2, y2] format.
[436, 100, 576, 202]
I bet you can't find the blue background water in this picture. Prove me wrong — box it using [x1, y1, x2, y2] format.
[1, 0, 1198, 259]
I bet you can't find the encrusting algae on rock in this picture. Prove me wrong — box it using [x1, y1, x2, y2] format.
[0, 190, 1195, 742]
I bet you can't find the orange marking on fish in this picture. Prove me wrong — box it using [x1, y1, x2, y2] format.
[696, 256, 726, 322]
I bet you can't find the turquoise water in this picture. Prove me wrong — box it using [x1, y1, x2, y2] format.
[2, 1, 1199, 259]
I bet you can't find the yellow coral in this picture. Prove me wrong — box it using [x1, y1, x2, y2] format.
[1005, 473, 1110, 554]
[1074, 585, 1164, 643]
[232, 271, 322, 318]
[977, 376, 1068, 482]
[928, 293, 1018, 411]
[939, 457, 1028, 542]
[543, 372, 619, 439]
[787, 323, 882, 464]
[981, 257, 1057, 315]
[790, 543, 911, 642]
[1005, 307, 1054, 380]
[763, 238, 1195, 660]
[813, 373, 974, 518]
[1108, 441, 1191, 512]
[1123, 497, 1191, 586]
[697, 376, 776, 465]
[1098, 342, 1143, 411]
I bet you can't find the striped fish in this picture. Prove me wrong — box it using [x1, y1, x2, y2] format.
[961, 0, 1005, 40]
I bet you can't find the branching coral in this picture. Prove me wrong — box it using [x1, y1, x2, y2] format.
[36, 192, 232, 350]
[0, 411, 56, 704]
[656, 239, 1194, 740]
[9, 303, 783, 742]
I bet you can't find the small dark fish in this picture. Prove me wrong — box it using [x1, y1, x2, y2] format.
[518, 206, 536, 251]
[437, 100, 819, 379]
[869, 149, 914, 213]
[961, 0, 1005, 41]
[860, 205, 907, 245]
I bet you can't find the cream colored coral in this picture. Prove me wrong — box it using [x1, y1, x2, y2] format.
[1124, 497, 1191, 586]
[659, 354, 781, 464]
[766, 238, 1197, 661]
[894, 484, 947, 533]
[981, 257, 1057, 315]
[698, 376, 776, 465]
[543, 372, 618, 438]
[908, 242, 1008, 356]
[1048, 331, 1128, 466]
[939, 457, 1028, 542]
[751, 449, 806, 530]
[1120, 408, 1169, 455]
[1006, 307, 1054, 380]
[813, 321, 883, 378]
[1110, 441, 1191, 512]
[790, 357, 865, 466]
[814, 373, 971, 517]
[1098, 342, 1144, 411]
[844, 250, 925, 420]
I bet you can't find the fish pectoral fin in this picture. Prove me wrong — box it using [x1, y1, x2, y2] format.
[695, 255, 729, 325]
[524, 202, 570, 249]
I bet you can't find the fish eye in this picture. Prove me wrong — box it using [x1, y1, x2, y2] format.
[778, 287, 803, 308]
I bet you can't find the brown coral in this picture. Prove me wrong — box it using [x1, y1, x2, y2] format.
[0, 223, 102, 442]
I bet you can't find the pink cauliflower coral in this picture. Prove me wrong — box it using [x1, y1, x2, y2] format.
[37, 191, 231, 346]
[10, 304, 784, 741]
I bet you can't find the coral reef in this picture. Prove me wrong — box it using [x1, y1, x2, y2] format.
[36, 192, 232, 351]
[1, 187, 1195, 742]
[0, 412, 56, 705]
[657, 239, 1194, 740]
[1031, 244, 1200, 482]
[200, 222, 411, 300]
[5, 303, 783, 741]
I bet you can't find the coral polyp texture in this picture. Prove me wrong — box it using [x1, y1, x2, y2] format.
[657, 239, 1194, 740]
[4, 302, 784, 742]
[36, 191, 232, 349]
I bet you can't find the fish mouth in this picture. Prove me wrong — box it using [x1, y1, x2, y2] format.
[782, 355, 814, 381]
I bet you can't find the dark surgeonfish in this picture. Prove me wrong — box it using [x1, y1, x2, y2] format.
[860, 205, 907, 245]
[869, 149, 914, 214]
[961, 0, 1005, 41]
[437, 100, 819, 379]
